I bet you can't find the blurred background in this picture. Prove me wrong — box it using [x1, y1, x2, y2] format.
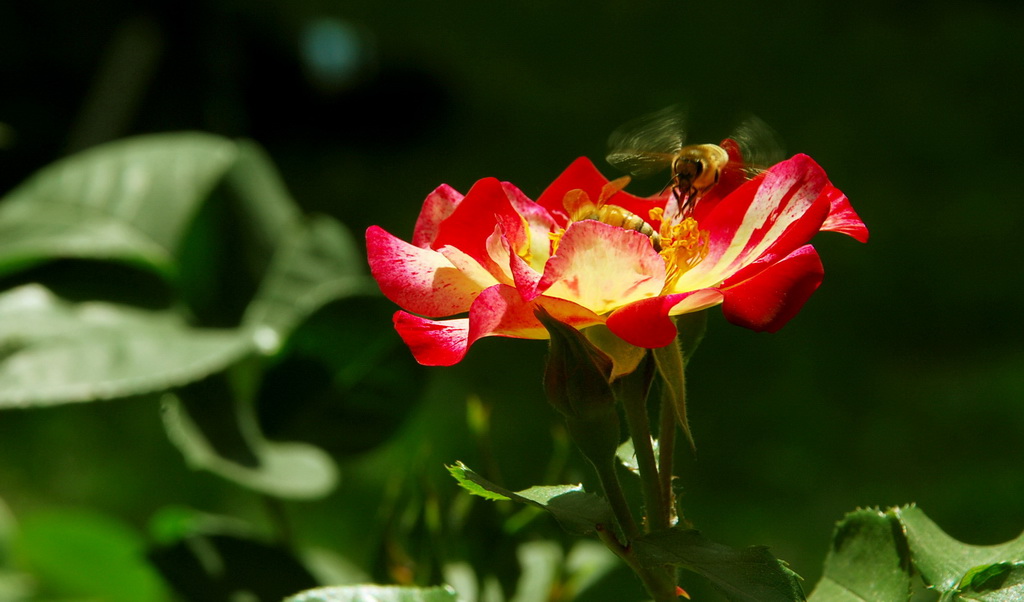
[1, 0, 1023, 600]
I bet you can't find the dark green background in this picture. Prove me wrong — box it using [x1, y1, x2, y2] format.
[2, 0, 1022, 599]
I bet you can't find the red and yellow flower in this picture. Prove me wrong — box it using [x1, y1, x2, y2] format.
[367, 152, 867, 369]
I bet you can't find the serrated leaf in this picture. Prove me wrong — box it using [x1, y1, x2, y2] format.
[894, 506, 1024, 599]
[284, 584, 459, 602]
[0, 133, 241, 278]
[807, 508, 913, 602]
[447, 463, 512, 501]
[632, 527, 805, 601]
[446, 462, 614, 534]
[0, 284, 252, 407]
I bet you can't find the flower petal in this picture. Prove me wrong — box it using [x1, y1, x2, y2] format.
[820, 182, 869, 243]
[720, 244, 823, 332]
[393, 312, 471, 366]
[433, 177, 521, 279]
[605, 289, 724, 348]
[394, 284, 604, 365]
[367, 225, 494, 317]
[674, 154, 829, 291]
[535, 157, 656, 222]
[536, 220, 666, 313]
[413, 184, 464, 248]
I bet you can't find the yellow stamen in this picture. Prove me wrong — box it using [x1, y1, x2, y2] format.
[658, 216, 709, 292]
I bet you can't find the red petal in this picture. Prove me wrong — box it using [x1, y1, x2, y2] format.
[535, 157, 656, 221]
[605, 289, 724, 348]
[367, 225, 491, 317]
[675, 154, 829, 291]
[412, 184, 463, 248]
[720, 244, 823, 332]
[820, 182, 869, 243]
[433, 177, 521, 278]
[393, 312, 471, 366]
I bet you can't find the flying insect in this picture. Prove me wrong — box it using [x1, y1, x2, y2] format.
[606, 104, 784, 212]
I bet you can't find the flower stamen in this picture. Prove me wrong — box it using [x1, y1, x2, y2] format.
[650, 207, 709, 292]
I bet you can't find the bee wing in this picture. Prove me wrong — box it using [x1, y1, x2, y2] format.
[606, 104, 688, 178]
[727, 114, 786, 175]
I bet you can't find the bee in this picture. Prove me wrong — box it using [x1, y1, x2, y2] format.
[565, 179, 662, 250]
[606, 104, 784, 212]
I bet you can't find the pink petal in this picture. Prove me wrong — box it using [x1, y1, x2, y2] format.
[413, 184, 464, 248]
[720, 244, 823, 332]
[393, 312, 471, 366]
[605, 289, 724, 348]
[820, 183, 870, 243]
[394, 284, 603, 365]
[367, 225, 493, 317]
[535, 220, 666, 313]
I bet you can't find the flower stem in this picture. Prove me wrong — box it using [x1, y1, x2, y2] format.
[595, 523, 678, 602]
[657, 385, 678, 529]
[620, 387, 665, 532]
[590, 457, 639, 543]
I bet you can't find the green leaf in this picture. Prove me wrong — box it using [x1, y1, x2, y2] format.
[149, 532, 318, 601]
[284, 584, 459, 602]
[958, 563, 1024, 601]
[11, 509, 170, 602]
[0, 133, 242, 278]
[243, 215, 374, 351]
[162, 392, 338, 498]
[807, 508, 913, 602]
[446, 462, 615, 534]
[616, 437, 660, 475]
[0, 284, 252, 407]
[632, 526, 805, 601]
[894, 505, 1024, 600]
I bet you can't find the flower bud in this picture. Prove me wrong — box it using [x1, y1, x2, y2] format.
[535, 308, 621, 463]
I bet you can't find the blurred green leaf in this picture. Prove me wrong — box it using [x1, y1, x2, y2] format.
[0, 284, 252, 407]
[807, 508, 913, 602]
[632, 526, 805, 601]
[12, 508, 170, 602]
[447, 462, 614, 535]
[162, 391, 338, 499]
[285, 584, 460, 602]
[243, 215, 374, 349]
[149, 531, 318, 601]
[894, 505, 1024, 601]
[0, 133, 242, 279]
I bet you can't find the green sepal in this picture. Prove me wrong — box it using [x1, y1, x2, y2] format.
[632, 526, 805, 601]
[446, 462, 615, 535]
[651, 336, 694, 452]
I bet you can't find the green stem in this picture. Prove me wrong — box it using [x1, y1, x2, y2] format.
[591, 458, 639, 543]
[657, 385, 678, 529]
[595, 526, 678, 601]
[620, 387, 665, 532]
